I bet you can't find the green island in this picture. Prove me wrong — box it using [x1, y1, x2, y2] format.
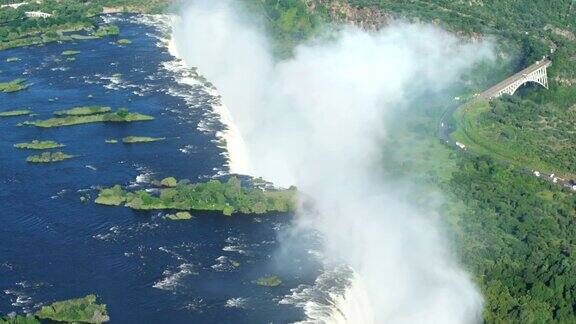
[255, 276, 282, 287]
[117, 38, 132, 45]
[0, 79, 28, 93]
[95, 177, 297, 216]
[0, 109, 31, 117]
[26, 151, 75, 163]
[61, 50, 80, 56]
[14, 140, 65, 150]
[166, 211, 193, 221]
[54, 106, 112, 116]
[35, 294, 109, 324]
[27, 108, 153, 128]
[122, 136, 165, 144]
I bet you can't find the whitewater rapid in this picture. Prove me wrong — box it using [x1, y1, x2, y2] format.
[166, 30, 250, 175]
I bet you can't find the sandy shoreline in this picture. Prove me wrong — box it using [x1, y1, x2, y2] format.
[166, 26, 250, 175]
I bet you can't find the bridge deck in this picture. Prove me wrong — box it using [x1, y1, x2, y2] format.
[481, 58, 551, 98]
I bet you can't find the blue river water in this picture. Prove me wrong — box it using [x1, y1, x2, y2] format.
[0, 14, 325, 323]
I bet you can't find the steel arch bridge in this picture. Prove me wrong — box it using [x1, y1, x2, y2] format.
[481, 58, 552, 99]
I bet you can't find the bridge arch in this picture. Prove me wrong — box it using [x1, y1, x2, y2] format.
[482, 59, 551, 99]
[508, 79, 548, 96]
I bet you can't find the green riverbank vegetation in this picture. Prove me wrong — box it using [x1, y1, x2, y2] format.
[26, 151, 74, 163]
[93, 25, 119, 37]
[160, 177, 178, 187]
[0, 0, 175, 51]
[14, 140, 65, 150]
[244, 0, 327, 58]
[95, 177, 297, 216]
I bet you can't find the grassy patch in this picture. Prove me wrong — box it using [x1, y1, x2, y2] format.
[0, 109, 31, 117]
[166, 212, 193, 221]
[95, 177, 297, 216]
[160, 177, 177, 187]
[61, 50, 81, 56]
[122, 136, 165, 144]
[93, 25, 119, 37]
[452, 96, 576, 178]
[117, 39, 132, 45]
[255, 276, 282, 287]
[26, 151, 75, 163]
[0, 79, 28, 93]
[95, 185, 126, 206]
[54, 106, 112, 116]
[35, 294, 109, 324]
[27, 109, 153, 128]
[14, 140, 64, 150]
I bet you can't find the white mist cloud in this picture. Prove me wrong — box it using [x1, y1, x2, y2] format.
[173, 1, 493, 323]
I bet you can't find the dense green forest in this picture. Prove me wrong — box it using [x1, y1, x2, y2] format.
[449, 155, 576, 322]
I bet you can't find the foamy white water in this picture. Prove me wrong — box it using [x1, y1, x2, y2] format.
[129, 13, 249, 175]
[281, 266, 374, 323]
[166, 30, 250, 175]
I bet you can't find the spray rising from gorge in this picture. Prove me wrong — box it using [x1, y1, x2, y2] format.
[173, 1, 493, 322]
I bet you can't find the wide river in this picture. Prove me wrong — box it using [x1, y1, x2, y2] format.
[0, 14, 328, 323]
